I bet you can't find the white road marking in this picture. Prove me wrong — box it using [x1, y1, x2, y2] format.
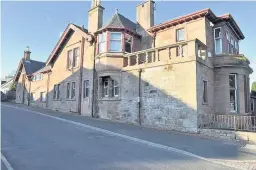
[2, 104, 249, 170]
[1, 153, 14, 170]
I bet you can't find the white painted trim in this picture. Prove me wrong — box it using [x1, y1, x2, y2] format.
[109, 32, 122, 52]
[2, 104, 246, 170]
[1, 153, 15, 170]
[229, 74, 238, 113]
[214, 27, 222, 55]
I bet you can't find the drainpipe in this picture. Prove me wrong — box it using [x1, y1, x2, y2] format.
[46, 71, 51, 108]
[138, 68, 142, 125]
[28, 77, 31, 106]
[78, 38, 85, 115]
[91, 35, 97, 118]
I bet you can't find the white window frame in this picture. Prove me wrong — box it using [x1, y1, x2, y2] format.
[98, 32, 106, 54]
[176, 28, 185, 42]
[73, 47, 79, 67]
[214, 27, 222, 55]
[113, 80, 119, 97]
[40, 92, 46, 102]
[66, 82, 71, 99]
[53, 84, 60, 100]
[71, 82, 76, 99]
[230, 37, 234, 54]
[229, 74, 238, 113]
[109, 32, 122, 52]
[83, 80, 89, 98]
[67, 50, 73, 69]
[103, 80, 109, 97]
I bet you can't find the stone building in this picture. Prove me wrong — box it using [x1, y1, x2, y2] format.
[14, 0, 253, 133]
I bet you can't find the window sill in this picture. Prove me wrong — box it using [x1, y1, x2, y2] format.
[98, 97, 121, 101]
[66, 98, 76, 101]
[53, 99, 61, 101]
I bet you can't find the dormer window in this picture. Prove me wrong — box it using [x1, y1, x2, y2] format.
[98, 32, 106, 54]
[110, 32, 122, 52]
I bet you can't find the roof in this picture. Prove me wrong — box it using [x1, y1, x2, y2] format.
[32, 65, 52, 75]
[14, 58, 45, 82]
[45, 23, 89, 65]
[216, 14, 244, 40]
[73, 24, 88, 34]
[148, 8, 216, 33]
[23, 59, 45, 75]
[148, 8, 244, 40]
[1, 78, 13, 89]
[97, 13, 139, 36]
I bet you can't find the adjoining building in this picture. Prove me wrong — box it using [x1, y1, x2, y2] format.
[14, 0, 253, 133]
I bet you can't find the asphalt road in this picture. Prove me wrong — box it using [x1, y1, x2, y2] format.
[1, 104, 236, 170]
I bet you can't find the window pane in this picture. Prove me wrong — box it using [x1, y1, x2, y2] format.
[110, 33, 121, 40]
[215, 39, 221, 54]
[229, 75, 236, 88]
[203, 81, 207, 103]
[67, 50, 72, 68]
[71, 82, 75, 99]
[177, 29, 184, 41]
[125, 42, 131, 53]
[230, 89, 236, 111]
[73, 48, 79, 67]
[215, 28, 221, 38]
[67, 83, 70, 99]
[83, 80, 89, 98]
[110, 41, 121, 52]
[99, 42, 106, 53]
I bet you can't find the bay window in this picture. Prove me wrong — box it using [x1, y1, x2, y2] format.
[214, 28, 222, 55]
[110, 32, 122, 52]
[98, 32, 106, 53]
[125, 36, 132, 53]
[229, 74, 237, 112]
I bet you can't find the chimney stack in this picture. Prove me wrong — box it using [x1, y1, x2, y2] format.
[88, 0, 104, 34]
[24, 46, 31, 60]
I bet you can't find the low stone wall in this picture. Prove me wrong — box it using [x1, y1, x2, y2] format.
[199, 129, 256, 144]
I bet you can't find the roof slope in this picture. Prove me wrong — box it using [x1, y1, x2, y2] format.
[23, 59, 45, 75]
[98, 13, 137, 34]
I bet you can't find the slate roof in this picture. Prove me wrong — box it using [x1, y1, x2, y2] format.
[23, 59, 45, 75]
[98, 13, 138, 35]
[32, 65, 52, 75]
[73, 24, 88, 34]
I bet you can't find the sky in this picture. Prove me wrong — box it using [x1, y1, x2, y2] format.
[1, 1, 256, 84]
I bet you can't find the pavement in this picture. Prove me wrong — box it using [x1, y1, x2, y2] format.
[1, 102, 256, 170]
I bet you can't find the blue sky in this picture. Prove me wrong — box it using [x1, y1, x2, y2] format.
[1, 1, 256, 83]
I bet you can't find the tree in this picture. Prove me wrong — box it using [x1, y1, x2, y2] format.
[252, 82, 256, 92]
[9, 82, 16, 91]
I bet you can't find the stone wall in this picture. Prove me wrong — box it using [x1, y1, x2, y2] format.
[199, 129, 256, 144]
[95, 59, 199, 133]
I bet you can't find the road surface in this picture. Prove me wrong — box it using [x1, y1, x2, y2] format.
[1, 104, 254, 170]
